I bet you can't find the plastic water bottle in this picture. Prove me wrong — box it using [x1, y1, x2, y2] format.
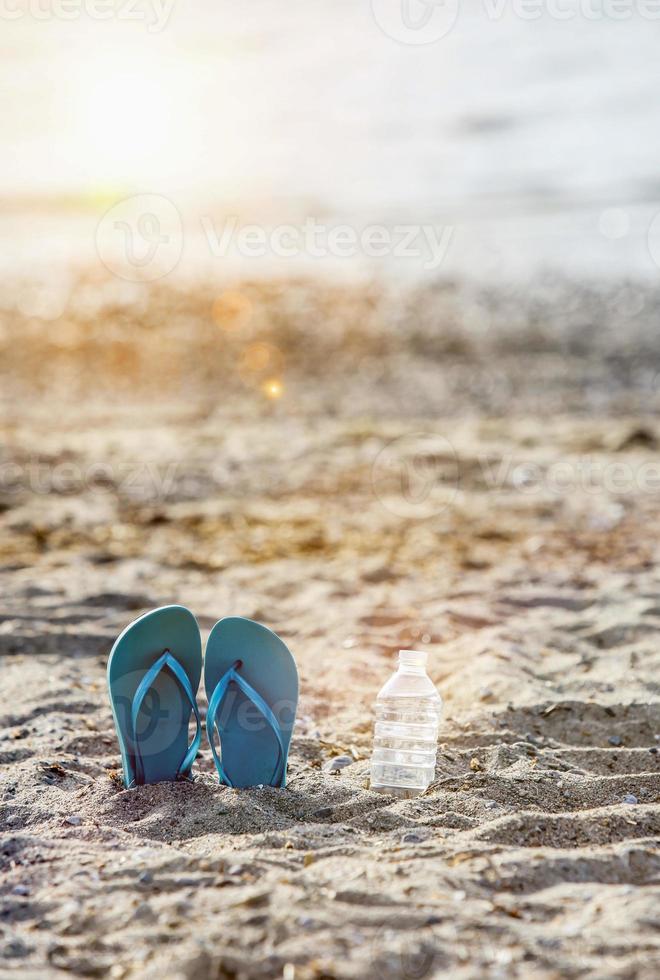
[370, 650, 442, 798]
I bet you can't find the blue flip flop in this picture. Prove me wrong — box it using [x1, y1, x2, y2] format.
[107, 605, 202, 788]
[204, 617, 298, 788]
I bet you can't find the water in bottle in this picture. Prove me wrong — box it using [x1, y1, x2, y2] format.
[369, 649, 442, 798]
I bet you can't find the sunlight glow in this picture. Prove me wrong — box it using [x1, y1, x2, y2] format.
[68, 47, 199, 191]
[262, 378, 284, 400]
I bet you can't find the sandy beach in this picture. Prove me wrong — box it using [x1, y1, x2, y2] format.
[0, 273, 658, 978]
[3, 4, 660, 976]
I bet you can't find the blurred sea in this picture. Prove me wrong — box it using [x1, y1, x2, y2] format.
[2, 0, 660, 283]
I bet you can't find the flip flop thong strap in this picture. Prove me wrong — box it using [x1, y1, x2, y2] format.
[130, 651, 201, 785]
[206, 662, 286, 787]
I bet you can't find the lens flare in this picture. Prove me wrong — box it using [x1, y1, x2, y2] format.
[262, 378, 284, 400]
[238, 343, 284, 387]
[212, 291, 252, 331]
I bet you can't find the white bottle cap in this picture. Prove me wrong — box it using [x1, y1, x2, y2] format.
[399, 649, 428, 667]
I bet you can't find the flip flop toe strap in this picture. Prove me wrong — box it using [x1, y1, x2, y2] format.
[130, 651, 201, 785]
[206, 662, 286, 787]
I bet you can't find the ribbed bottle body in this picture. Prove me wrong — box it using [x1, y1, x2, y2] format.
[369, 651, 441, 798]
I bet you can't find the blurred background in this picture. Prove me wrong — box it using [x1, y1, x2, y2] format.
[4, 0, 660, 284]
[3, 1, 660, 411]
[2, 1, 660, 531]
[3, 0, 660, 577]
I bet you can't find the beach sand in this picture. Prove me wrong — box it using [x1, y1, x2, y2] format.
[1, 274, 659, 978]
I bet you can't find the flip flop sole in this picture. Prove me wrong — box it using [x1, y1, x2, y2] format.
[204, 617, 298, 788]
[107, 605, 202, 787]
